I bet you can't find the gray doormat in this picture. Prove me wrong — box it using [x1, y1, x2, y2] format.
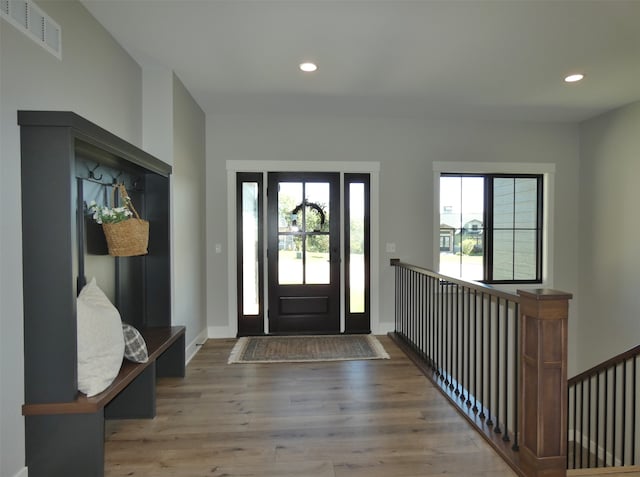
[228, 334, 390, 364]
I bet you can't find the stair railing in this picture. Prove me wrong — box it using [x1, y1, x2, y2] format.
[568, 344, 640, 470]
[390, 259, 572, 477]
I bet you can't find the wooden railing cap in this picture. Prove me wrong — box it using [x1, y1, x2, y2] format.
[517, 288, 573, 301]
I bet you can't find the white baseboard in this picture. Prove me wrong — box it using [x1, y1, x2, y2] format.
[185, 328, 209, 365]
[374, 322, 394, 335]
[568, 428, 622, 467]
[12, 467, 28, 477]
[208, 325, 234, 339]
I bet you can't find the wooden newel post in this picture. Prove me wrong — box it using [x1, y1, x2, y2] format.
[518, 289, 572, 477]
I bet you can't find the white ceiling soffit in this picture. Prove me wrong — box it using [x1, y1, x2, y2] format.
[81, 0, 640, 122]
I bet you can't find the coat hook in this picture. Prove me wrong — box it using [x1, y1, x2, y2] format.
[111, 171, 123, 185]
[87, 163, 102, 181]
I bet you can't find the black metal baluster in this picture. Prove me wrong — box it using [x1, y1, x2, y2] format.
[494, 297, 501, 434]
[567, 384, 571, 469]
[604, 368, 608, 467]
[405, 269, 410, 338]
[429, 277, 436, 371]
[438, 281, 445, 380]
[438, 282, 446, 381]
[410, 271, 415, 348]
[595, 372, 600, 468]
[395, 267, 402, 332]
[425, 276, 430, 366]
[512, 302, 519, 451]
[415, 272, 420, 353]
[612, 364, 617, 467]
[447, 283, 453, 388]
[633, 356, 637, 466]
[405, 270, 415, 340]
[466, 287, 472, 407]
[487, 295, 493, 427]
[573, 384, 578, 469]
[455, 284, 461, 396]
[412, 271, 417, 352]
[419, 273, 424, 357]
[502, 300, 509, 442]
[444, 284, 451, 386]
[398, 268, 403, 336]
[622, 360, 627, 466]
[431, 277, 436, 369]
[418, 273, 422, 356]
[417, 273, 420, 352]
[580, 379, 584, 468]
[587, 376, 592, 467]
[479, 293, 486, 421]
[473, 289, 479, 414]
[423, 275, 428, 365]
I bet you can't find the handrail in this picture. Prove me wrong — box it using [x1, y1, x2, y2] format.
[390, 259, 521, 302]
[569, 344, 640, 385]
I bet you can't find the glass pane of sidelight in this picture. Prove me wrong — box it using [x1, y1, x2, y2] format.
[305, 235, 330, 284]
[242, 183, 259, 315]
[349, 183, 365, 313]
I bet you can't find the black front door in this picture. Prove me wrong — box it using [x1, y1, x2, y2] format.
[267, 172, 340, 334]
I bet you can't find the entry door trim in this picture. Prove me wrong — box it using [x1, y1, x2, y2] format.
[225, 160, 381, 338]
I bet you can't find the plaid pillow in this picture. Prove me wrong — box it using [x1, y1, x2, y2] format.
[122, 323, 148, 363]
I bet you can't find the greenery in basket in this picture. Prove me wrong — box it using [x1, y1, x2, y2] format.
[88, 200, 133, 224]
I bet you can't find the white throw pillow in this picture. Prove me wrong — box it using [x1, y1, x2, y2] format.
[77, 278, 125, 397]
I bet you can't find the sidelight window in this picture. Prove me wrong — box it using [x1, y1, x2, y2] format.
[236, 173, 264, 335]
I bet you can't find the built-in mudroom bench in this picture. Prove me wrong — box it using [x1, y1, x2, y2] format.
[19, 111, 185, 477]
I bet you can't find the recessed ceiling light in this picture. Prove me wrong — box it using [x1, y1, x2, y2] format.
[564, 73, 584, 83]
[299, 62, 318, 73]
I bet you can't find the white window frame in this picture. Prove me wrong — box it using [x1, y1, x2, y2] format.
[433, 161, 556, 292]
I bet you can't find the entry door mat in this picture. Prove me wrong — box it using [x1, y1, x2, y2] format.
[228, 335, 390, 364]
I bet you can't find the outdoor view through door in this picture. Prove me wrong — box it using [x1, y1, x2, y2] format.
[236, 171, 370, 336]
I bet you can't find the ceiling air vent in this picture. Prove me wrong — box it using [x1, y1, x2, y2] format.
[1, 0, 61, 59]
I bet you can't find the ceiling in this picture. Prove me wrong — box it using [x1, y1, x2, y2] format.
[81, 0, 640, 122]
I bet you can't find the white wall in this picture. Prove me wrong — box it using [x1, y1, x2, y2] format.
[205, 113, 581, 370]
[0, 2, 142, 475]
[578, 101, 640, 370]
[172, 74, 207, 359]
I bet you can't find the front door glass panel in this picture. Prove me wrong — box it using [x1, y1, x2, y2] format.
[277, 180, 331, 285]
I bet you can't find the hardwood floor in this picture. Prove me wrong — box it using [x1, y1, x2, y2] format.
[105, 335, 518, 477]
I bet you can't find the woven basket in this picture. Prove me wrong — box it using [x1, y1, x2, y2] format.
[102, 184, 149, 257]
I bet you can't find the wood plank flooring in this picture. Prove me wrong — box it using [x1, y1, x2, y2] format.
[105, 335, 518, 477]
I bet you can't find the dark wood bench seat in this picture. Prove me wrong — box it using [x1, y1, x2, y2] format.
[22, 326, 185, 416]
